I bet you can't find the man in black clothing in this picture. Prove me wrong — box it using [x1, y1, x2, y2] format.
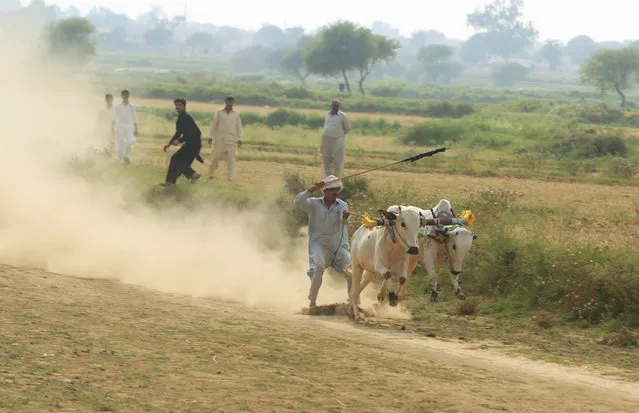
[160, 98, 203, 187]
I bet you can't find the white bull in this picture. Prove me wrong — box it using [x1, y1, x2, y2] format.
[405, 200, 477, 302]
[347, 206, 427, 320]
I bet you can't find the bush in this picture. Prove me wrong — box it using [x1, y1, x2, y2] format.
[132, 82, 478, 118]
[282, 86, 314, 100]
[534, 311, 554, 329]
[400, 120, 466, 146]
[457, 298, 479, 315]
[370, 85, 404, 97]
[540, 131, 628, 160]
[549, 102, 624, 124]
[497, 99, 551, 113]
[491, 63, 529, 87]
[606, 156, 636, 179]
[353, 118, 402, 136]
[136, 106, 401, 135]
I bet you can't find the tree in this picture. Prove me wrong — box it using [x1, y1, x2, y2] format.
[466, 0, 537, 59]
[285, 27, 305, 42]
[185, 32, 216, 56]
[64, 5, 80, 17]
[417, 44, 463, 82]
[187, 32, 214, 46]
[266, 47, 290, 71]
[580, 48, 639, 108]
[97, 25, 127, 50]
[86, 6, 131, 29]
[253, 24, 289, 47]
[44, 17, 96, 62]
[280, 48, 311, 85]
[536, 40, 563, 71]
[565, 35, 598, 66]
[491, 62, 529, 86]
[355, 34, 400, 95]
[144, 27, 172, 47]
[232, 45, 272, 73]
[303, 21, 366, 93]
[459, 32, 495, 66]
[304, 21, 398, 95]
[408, 30, 446, 51]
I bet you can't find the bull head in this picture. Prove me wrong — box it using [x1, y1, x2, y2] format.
[378, 209, 398, 221]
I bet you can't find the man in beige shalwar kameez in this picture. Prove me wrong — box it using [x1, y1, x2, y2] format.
[320, 99, 351, 177]
[207, 96, 243, 181]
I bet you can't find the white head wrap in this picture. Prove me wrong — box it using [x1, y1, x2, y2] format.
[322, 175, 343, 191]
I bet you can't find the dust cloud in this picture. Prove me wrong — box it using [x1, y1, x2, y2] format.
[0, 41, 395, 317]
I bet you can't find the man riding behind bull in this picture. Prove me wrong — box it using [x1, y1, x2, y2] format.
[294, 175, 352, 308]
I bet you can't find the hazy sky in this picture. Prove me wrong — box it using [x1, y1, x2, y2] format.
[31, 0, 638, 43]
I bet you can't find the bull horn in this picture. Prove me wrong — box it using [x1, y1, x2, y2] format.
[379, 209, 397, 221]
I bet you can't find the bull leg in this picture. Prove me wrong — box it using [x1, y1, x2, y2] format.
[397, 273, 410, 302]
[449, 272, 466, 300]
[395, 258, 411, 303]
[358, 270, 377, 294]
[377, 271, 392, 302]
[425, 263, 441, 303]
[349, 265, 364, 321]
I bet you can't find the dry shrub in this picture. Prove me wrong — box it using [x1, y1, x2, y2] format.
[601, 328, 638, 348]
[457, 297, 479, 316]
[533, 311, 554, 329]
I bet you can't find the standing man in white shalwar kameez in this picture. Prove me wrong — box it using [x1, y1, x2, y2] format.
[114, 89, 138, 164]
[207, 96, 243, 181]
[320, 99, 351, 178]
[294, 175, 352, 308]
[95, 93, 115, 156]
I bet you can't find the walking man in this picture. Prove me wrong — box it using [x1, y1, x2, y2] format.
[161, 98, 202, 187]
[95, 93, 115, 156]
[207, 96, 243, 181]
[294, 175, 352, 308]
[320, 99, 351, 177]
[114, 89, 138, 164]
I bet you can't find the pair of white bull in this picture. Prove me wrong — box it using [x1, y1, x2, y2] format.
[345, 200, 477, 321]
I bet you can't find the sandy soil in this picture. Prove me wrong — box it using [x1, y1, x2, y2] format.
[2, 265, 637, 413]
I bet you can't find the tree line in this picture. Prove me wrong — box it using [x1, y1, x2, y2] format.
[14, 0, 639, 106]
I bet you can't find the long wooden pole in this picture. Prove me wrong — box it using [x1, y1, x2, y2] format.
[322, 146, 448, 186]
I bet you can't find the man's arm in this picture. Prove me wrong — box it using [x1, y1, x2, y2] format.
[342, 113, 351, 135]
[169, 117, 183, 144]
[164, 117, 182, 151]
[208, 111, 219, 145]
[132, 105, 138, 136]
[236, 113, 243, 146]
[294, 190, 314, 213]
[294, 181, 324, 212]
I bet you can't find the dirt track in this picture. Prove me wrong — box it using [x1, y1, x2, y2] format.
[1, 266, 638, 413]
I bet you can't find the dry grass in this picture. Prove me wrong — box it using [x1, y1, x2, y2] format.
[130, 128, 639, 249]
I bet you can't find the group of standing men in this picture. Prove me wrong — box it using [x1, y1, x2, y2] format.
[95, 93, 244, 185]
[95, 90, 138, 164]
